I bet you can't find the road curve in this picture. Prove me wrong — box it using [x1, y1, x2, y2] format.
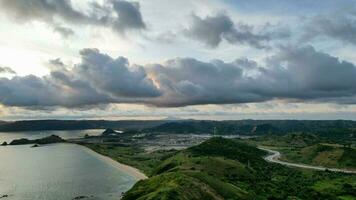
[258, 147, 356, 174]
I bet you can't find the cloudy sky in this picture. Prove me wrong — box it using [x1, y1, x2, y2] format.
[0, 0, 356, 120]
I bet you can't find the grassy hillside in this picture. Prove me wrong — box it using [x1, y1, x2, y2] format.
[122, 138, 356, 200]
[248, 133, 322, 147]
[279, 144, 356, 170]
[248, 133, 356, 170]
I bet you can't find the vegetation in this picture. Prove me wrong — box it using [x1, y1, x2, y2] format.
[147, 120, 356, 141]
[83, 143, 177, 175]
[120, 137, 356, 200]
[278, 144, 356, 169]
[248, 133, 356, 170]
[147, 120, 279, 135]
[247, 132, 323, 147]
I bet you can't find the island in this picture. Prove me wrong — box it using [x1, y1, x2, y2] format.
[101, 128, 119, 136]
[9, 135, 65, 145]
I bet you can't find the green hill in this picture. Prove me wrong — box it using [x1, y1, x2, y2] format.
[146, 120, 356, 140]
[279, 144, 356, 170]
[122, 137, 356, 200]
[250, 133, 322, 147]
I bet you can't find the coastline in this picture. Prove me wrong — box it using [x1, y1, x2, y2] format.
[81, 144, 148, 180]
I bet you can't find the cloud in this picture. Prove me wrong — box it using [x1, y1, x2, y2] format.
[146, 45, 356, 106]
[0, 66, 16, 74]
[49, 58, 65, 68]
[0, 46, 356, 108]
[53, 25, 75, 38]
[0, 0, 90, 23]
[74, 48, 160, 98]
[110, 0, 146, 33]
[303, 11, 356, 45]
[146, 58, 268, 106]
[256, 46, 356, 101]
[0, 49, 160, 107]
[184, 13, 289, 48]
[0, 0, 146, 35]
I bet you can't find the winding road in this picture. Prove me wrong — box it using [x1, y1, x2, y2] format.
[258, 147, 356, 174]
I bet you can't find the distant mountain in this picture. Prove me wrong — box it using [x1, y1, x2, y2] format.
[146, 120, 356, 136]
[0, 120, 165, 132]
[148, 120, 214, 134]
[162, 116, 184, 121]
[1, 120, 356, 137]
[146, 120, 279, 135]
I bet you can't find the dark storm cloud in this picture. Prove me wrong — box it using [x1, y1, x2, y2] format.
[1, 46, 356, 108]
[184, 14, 289, 48]
[0, 0, 146, 34]
[0, 66, 16, 74]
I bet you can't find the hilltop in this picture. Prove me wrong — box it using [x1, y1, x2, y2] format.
[122, 137, 356, 200]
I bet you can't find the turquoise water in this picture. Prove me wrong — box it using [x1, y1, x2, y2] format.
[0, 143, 138, 200]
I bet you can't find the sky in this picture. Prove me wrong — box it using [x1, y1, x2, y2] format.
[0, 0, 356, 121]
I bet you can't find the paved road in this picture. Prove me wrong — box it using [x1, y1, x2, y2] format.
[258, 147, 356, 174]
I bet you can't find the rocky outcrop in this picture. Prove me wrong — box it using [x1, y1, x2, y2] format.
[101, 128, 118, 136]
[9, 135, 65, 145]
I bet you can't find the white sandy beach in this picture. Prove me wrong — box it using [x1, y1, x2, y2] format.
[82, 145, 148, 180]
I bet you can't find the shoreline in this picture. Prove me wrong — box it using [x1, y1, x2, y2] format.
[81, 144, 148, 180]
